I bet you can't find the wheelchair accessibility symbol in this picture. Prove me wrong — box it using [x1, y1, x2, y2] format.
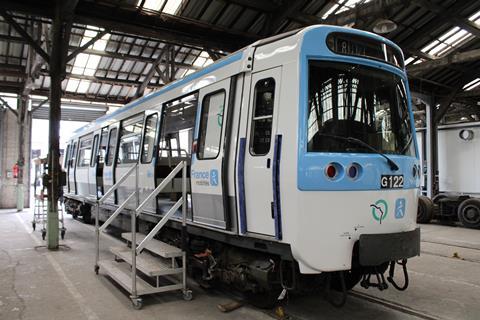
[210, 169, 219, 186]
[395, 198, 406, 219]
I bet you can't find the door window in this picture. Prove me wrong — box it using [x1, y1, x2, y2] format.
[64, 144, 70, 168]
[118, 114, 144, 164]
[90, 135, 99, 167]
[97, 128, 108, 165]
[250, 78, 276, 155]
[158, 93, 198, 162]
[77, 136, 93, 167]
[106, 128, 118, 166]
[141, 113, 158, 163]
[70, 142, 77, 168]
[197, 90, 226, 159]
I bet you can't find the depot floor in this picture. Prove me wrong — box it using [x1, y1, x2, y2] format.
[0, 209, 479, 320]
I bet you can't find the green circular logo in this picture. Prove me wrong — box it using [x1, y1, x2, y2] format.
[371, 199, 388, 224]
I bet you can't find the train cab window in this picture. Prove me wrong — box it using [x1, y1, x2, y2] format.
[197, 90, 225, 159]
[158, 93, 198, 164]
[90, 134, 99, 167]
[106, 128, 118, 166]
[64, 144, 70, 168]
[250, 78, 275, 155]
[77, 136, 93, 167]
[69, 142, 77, 168]
[141, 113, 158, 163]
[118, 114, 144, 164]
[97, 128, 108, 165]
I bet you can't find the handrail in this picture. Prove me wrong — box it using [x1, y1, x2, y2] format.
[99, 191, 137, 232]
[136, 197, 183, 254]
[98, 164, 138, 204]
[135, 161, 184, 215]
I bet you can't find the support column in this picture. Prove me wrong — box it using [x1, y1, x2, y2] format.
[47, 0, 76, 249]
[16, 95, 28, 211]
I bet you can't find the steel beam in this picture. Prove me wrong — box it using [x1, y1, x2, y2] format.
[66, 29, 109, 62]
[0, 9, 50, 63]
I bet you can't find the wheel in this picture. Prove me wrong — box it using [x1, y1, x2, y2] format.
[94, 265, 99, 275]
[457, 198, 480, 229]
[182, 289, 193, 301]
[432, 193, 447, 205]
[32, 221, 36, 231]
[417, 196, 434, 223]
[131, 298, 143, 310]
[331, 269, 362, 291]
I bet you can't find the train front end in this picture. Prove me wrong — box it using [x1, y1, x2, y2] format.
[286, 27, 421, 290]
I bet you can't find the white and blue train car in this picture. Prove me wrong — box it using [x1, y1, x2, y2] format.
[63, 25, 421, 306]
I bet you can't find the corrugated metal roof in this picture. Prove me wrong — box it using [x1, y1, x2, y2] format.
[0, 0, 479, 123]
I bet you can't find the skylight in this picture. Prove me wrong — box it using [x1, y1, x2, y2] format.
[137, 0, 182, 14]
[463, 78, 480, 91]
[162, 0, 182, 15]
[141, 0, 164, 11]
[192, 51, 214, 68]
[321, 0, 371, 19]
[420, 10, 480, 58]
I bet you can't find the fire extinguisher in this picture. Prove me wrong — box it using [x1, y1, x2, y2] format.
[13, 163, 19, 179]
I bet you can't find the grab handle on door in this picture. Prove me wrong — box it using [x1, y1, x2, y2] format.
[267, 158, 271, 168]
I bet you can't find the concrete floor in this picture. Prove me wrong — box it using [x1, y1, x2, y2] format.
[0, 209, 479, 320]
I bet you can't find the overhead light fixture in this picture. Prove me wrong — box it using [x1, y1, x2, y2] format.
[373, 19, 398, 34]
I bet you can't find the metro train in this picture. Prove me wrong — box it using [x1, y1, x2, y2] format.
[63, 25, 421, 307]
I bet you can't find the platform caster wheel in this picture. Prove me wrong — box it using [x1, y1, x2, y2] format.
[61, 229, 66, 240]
[94, 265, 99, 275]
[182, 290, 193, 301]
[42, 230, 46, 240]
[131, 298, 143, 310]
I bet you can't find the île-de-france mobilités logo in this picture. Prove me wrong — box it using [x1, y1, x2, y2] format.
[370, 199, 388, 224]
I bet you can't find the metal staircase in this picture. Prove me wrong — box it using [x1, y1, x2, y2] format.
[94, 161, 191, 309]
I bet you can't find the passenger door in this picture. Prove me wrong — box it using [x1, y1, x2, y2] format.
[137, 111, 159, 213]
[243, 68, 281, 236]
[88, 131, 101, 198]
[191, 78, 231, 229]
[68, 140, 78, 194]
[103, 124, 119, 204]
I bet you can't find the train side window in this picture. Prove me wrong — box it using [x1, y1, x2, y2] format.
[141, 113, 158, 164]
[106, 128, 118, 166]
[77, 136, 93, 167]
[90, 134, 99, 167]
[197, 90, 226, 160]
[158, 93, 198, 162]
[70, 142, 77, 168]
[97, 128, 108, 165]
[118, 114, 144, 164]
[64, 144, 70, 168]
[250, 78, 275, 155]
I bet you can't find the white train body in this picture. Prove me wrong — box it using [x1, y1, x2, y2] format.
[64, 25, 420, 293]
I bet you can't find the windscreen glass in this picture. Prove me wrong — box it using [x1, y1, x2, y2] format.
[307, 61, 414, 156]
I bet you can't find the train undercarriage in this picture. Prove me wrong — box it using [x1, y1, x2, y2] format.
[64, 197, 413, 308]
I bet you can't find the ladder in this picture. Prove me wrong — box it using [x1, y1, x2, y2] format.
[94, 161, 191, 309]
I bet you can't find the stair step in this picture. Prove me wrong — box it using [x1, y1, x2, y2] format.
[122, 232, 182, 258]
[110, 246, 182, 277]
[98, 260, 156, 295]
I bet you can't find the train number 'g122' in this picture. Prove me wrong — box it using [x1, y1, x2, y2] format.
[380, 175, 404, 189]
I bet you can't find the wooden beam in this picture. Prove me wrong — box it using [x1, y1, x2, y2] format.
[0, 9, 50, 63]
[66, 29, 109, 62]
[411, 0, 480, 38]
[456, 88, 480, 98]
[407, 48, 480, 74]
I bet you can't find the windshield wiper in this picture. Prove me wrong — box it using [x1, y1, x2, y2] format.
[317, 133, 399, 171]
